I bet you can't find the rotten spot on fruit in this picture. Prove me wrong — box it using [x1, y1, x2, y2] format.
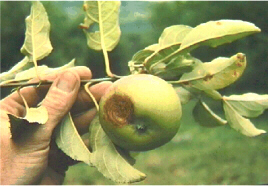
[103, 94, 134, 128]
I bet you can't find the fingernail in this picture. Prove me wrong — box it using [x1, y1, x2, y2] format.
[56, 71, 78, 93]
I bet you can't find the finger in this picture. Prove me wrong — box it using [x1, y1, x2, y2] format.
[29, 66, 92, 83]
[38, 69, 80, 138]
[72, 108, 97, 135]
[71, 81, 112, 115]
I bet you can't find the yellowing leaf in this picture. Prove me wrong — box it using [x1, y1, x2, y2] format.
[81, 1, 121, 51]
[223, 93, 268, 117]
[223, 100, 266, 137]
[89, 116, 146, 183]
[20, 1, 53, 63]
[18, 90, 49, 124]
[55, 113, 92, 166]
[24, 105, 48, 124]
[193, 100, 227, 128]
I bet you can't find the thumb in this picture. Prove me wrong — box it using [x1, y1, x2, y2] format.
[40, 70, 80, 137]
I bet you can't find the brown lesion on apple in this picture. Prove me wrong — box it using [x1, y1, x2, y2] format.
[103, 94, 134, 128]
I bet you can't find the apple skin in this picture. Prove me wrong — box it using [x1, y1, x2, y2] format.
[99, 74, 182, 151]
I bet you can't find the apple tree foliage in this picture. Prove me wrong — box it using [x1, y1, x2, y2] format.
[0, 1, 267, 184]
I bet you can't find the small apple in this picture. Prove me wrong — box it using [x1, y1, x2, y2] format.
[99, 74, 182, 151]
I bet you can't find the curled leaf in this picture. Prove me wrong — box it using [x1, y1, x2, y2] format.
[223, 93, 268, 118]
[223, 100, 266, 137]
[89, 116, 146, 183]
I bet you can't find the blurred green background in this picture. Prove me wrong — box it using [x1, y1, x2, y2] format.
[1, 1, 268, 184]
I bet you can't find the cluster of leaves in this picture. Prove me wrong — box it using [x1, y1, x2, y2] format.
[1, 1, 267, 184]
[128, 19, 267, 138]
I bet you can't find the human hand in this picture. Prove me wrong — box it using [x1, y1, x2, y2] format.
[0, 67, 112, 185]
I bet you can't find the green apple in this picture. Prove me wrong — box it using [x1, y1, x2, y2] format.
[99, 74, 182, 151]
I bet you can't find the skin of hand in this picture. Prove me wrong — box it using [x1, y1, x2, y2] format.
[0, 66, 112, 185]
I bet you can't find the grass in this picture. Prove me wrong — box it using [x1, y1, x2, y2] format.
[64, 101, 268, 185]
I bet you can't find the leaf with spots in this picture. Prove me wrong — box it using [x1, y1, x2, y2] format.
[89, 115, 146, 183]
[177, 53, 246, 91]
[55, 113, 93, 166]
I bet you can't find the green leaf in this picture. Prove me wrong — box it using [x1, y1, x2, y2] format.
[55, 113, 92, 166]
[144, 25, 192, 72]
[128, 49, 154, 75]
[20, 1, 53, 64]
[150, 53, 196, 80]
[158, 25, 192, 48]
[223, 100, 266, 137]
[89, 116, 146, 183]
[180, 20, 261, 50]
[145, 20, 260, 68]
[81, 1, 121, 51]
[193, 100, 227, 128]
[129, 25, 193, 78]
[178, 53, 247, 90]
[223, 93, 268, 118]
